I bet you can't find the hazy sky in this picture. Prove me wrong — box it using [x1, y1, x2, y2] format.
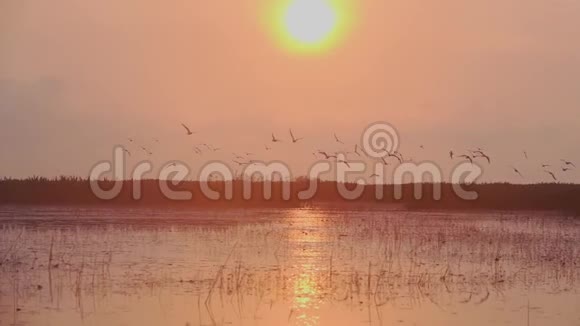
[2, 0, 580, 183]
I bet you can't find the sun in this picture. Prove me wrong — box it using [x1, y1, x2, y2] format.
[265, 0, 355, 54]
[284, 0, 337, 45]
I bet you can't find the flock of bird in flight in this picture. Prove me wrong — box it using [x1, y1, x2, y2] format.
[120, 123, 576, 182]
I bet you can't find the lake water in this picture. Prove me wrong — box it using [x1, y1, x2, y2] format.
[1, 207, 579, 326]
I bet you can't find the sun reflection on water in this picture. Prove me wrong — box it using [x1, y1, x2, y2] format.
[292, 266, 321, 325]
[287, 209, 332, 326]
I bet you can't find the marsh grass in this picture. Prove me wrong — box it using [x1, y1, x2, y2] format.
[1, 209, 579, 325]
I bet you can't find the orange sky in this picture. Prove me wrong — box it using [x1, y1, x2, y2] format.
[1, 0, 580, 183]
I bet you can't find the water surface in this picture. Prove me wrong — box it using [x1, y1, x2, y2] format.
[1, 207, 579, 325]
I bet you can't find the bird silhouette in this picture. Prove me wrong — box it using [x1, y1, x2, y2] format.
[271, 133, 282, 143]
[334, 133, 344, 144]
[289, 129, 303, 143]
[449, 150, 454, 159]
[387, 152, 403, 164]
[337, 160, 351, 168]
[512, 167, 523, 178]
[380, 156, 390, 165]
[140, 146, 152, 156]
[458, 154, 474, 164]
[318, 151, 337, 159]
[181, 123, 194, 136]
[354, 144, 361, 156]
[473, 151, 491, 164]
[561, 160, 576, 167]
[394, 151, 404, 160]
[545, 170, 557, 181]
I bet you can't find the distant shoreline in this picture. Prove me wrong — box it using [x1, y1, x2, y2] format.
[1, 177, 579, 214]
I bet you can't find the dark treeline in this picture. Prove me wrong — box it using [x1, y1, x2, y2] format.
[1, 176, 579, 213]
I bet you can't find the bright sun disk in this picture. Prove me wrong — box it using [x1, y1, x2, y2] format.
[284, 0, 337, 44]
[265, 0, 355, 54]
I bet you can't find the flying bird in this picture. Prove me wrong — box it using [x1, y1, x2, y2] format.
[562, 167, 572, 172]
[271, 133, 282, 143]
[354, 144, 361, 156]
[387, 152, 403, 164]
[140, 146, 152, 156]
[333, 133, 344, 144]
[541, 164, 551, 168]
[458, 154, 474, 164]
[561, 160, 576, 167]
[449, 150, 454, 159]
[394, 151, 404, 161]
[337, 160, 351, 168]
[181, 123, 194, 136]
[318, 151, 337, 159]
[523, 151, 528, 159]
[545, 170, 557, 181]
[289, 129, 303, 143]
[264, 145, 271, 151]
[512, 167, 523, 178]
[369, 173, 380, 178]
[380, 156, 390, 165]
[474, 151, 491, 164]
